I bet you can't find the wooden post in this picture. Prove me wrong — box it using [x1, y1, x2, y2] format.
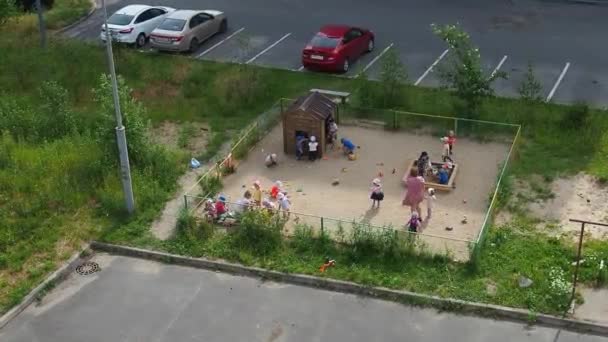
[183, 194, 188, 210]
[321, 216, 324, 235]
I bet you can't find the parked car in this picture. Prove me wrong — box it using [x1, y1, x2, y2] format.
[302, 25, 374, 73]
[100, 5, 175, 48]
[150, 10, 227, 52]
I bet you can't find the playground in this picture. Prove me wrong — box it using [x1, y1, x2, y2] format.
[216, 123, 511, 259]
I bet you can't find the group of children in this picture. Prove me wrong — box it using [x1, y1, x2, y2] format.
[203, 180, 292, 223]
[367, 130, 457, 234]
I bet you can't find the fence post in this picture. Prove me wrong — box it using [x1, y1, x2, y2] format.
[280, 98, 284, 114]
[393, 110, 397, 130]
[183, 194, 188, 210]
[454, 118, 458, 136]
[321, 216, 324, 235]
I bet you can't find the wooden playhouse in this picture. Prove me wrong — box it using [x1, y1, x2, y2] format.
[282, 92, 337, 157]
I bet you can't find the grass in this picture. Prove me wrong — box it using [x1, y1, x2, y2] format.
[137, 211, 606, 316]
[2, 15, 608, 318]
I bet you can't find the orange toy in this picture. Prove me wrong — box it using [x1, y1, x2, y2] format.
[319, 258, 336, 273]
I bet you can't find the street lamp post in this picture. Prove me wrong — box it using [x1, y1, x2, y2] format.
[102, 0, 135, 214]
[35, 0, 46, 48]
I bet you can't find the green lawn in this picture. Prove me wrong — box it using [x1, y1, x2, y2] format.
[1, 17, 608, 317]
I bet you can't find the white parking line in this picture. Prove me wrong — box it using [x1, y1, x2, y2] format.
[245, 33, 292, 65]
[546, 62, 571, 102]
[414, 49, 449, 86]
[297, 65, 304, 71]
[490, 55, 508, 79]
[355, 43, 394, 78]
[196, 27, 245, 58]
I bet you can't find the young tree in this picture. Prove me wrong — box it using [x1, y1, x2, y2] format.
[378, 48, 408, 108]
[93, 74, 150, 165]
[518, 63, 542, 102]
[431, 23, 506, 117]
[353, 70, 377, 108]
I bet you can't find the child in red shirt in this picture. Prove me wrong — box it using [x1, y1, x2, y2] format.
[270, 181, 283, 199]
[215, 195, 227, 216]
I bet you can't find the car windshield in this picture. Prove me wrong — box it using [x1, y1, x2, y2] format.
[158, 18, 186, 31]
[107, 13, 134, 26]
[310, 34, 340, 48]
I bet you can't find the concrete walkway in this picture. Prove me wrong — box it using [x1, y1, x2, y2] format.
[2, 254, 607, 342]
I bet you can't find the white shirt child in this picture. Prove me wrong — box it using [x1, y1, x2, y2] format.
[426, 188, 436, 218]
[308, 140, 318, 152]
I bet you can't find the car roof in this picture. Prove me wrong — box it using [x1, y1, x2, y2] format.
[166, 9, 200, 20]
[115, 4, 151, 15]
[319, 25, 353, 37]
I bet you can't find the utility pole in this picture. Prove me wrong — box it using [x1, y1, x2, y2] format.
[35, 0, 46, 48]
[102, 0, 135, 214]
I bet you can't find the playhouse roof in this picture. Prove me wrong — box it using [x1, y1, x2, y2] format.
[286, 92, 336, 120]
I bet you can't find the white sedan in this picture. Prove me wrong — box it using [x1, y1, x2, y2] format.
[100, 5, 175, 47]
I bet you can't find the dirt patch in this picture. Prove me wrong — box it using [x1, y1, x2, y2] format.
[510, 173, 608, 239]
[150, 121, 209, 155]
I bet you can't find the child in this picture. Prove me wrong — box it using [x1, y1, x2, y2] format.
[261, 198, 276, 211]
[426, 188, 436, 219]
[328, 119, 338, 149]
[270, 181, 283, 199]
[416, 151, 431, 178]
[252, 180, 262, 205]
[308, 136, 318, 161]
[447, 130, 456, 155]
[203, 198, 217, 221]
[277, 192, 291, 218]
[215, 195, 228, 217]
[370, 178, 384, 209]
[265, 153, 278, 167]
[407, 211, 422, 233]
[438, 165, 449, 185]
[341, 137, 356, 155]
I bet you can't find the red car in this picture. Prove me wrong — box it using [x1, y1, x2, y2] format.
[302, 25, 375, 73]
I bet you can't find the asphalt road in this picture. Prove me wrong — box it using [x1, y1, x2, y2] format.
[2, 254, 608, 342]
[64, 0, 608, 107]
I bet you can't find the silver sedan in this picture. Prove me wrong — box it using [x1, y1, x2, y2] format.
[150, 9, 227, 52]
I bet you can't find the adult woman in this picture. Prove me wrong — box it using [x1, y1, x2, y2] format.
[402, 167, 425, 216]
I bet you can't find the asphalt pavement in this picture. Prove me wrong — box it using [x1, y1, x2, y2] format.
[1, 254, 607, 342]
[63, 0, 608, 107]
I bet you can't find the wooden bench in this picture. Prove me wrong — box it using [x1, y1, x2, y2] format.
[309, 89, 351, 104]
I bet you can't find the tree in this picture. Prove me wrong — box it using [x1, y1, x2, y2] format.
[378, 48, 408, 107]
[517, 63, 542, 102]
[431, 23, 506, 117]
[0, 0, 18, 26]
[93, 74, 150, 165]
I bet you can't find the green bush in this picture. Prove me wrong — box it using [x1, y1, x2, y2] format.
[291, 225, 334, 255]
[561, 102, 590, 130]
[231, 210, 283, 255]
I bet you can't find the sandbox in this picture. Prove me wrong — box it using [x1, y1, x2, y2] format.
[210, 124, 510, 260]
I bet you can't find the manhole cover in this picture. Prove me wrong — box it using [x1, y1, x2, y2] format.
[76, 261, 100, 275]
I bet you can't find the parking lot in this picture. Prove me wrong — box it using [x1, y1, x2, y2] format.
[3, 254, 607, 342]
[65, 0, 608, 107]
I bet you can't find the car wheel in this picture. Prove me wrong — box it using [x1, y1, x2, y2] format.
[189, 38, 199, 53]
[342, 59, 350, 73]
[219, 20, 228, 34]
[367, 39, 374, 52]
[135, 33, 146, 48]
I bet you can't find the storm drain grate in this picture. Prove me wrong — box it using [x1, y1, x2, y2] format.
[76, 261, 100, 276]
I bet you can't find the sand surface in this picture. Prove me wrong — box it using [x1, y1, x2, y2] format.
[217, 124, 510, 260]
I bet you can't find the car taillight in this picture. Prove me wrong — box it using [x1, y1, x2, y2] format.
[119, 27, 134, 34]
[171, 36, 184, 42]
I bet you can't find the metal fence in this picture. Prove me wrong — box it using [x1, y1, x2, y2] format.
[188, 199, 475, 261]
[182, 99, 283, 212]
[182, 97, 521, 262]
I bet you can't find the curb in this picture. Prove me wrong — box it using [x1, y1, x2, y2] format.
[91, 241, 608, 337]
[543, 0, 608, 5]
[0, 244, 92, 329]
[54, 0, 98, 34]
